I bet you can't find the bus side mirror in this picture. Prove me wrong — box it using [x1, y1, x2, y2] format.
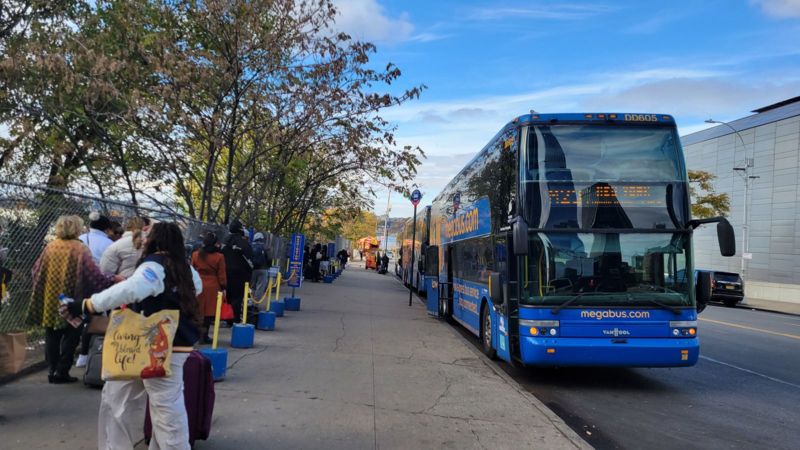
[489, 272, 503, 304]
[688, 216, 736, 257]
[717, 219, 736, 257]
[511, 216, 528, 256]
[695, 271, 711, 313]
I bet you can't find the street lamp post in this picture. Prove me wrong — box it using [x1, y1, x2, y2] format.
[705, 119, 760, 283]
[383, 191, 391, 253]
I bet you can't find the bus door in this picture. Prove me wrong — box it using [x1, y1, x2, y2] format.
[490, 233, 515, 362]
[424, 246, 439, 316]
[438, 245, 454, 321]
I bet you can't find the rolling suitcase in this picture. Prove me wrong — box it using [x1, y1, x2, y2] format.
[83, 335, 104, 387]
[144, 350, 215, 446]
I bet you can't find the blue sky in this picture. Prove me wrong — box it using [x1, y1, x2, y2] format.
[331, 0, 800, 218]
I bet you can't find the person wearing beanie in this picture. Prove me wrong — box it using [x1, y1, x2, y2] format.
[79, 212, 115, 264]
[222, 219, 253, 324]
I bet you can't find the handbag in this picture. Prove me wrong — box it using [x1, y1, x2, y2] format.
[86, 314, 109, 335]
[220, 296, 234, 321]
[102, 308, 179, 380]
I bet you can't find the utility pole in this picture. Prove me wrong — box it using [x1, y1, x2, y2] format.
[706, 119, 759, 282]
[383, 190, 391, 253]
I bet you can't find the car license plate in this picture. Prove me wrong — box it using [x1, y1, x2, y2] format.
[726, 285, 735, 290]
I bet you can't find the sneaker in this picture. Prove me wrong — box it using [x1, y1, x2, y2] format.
[75, 354, 89, 368]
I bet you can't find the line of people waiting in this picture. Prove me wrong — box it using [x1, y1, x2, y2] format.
[26, 212, 275, 449]
[302, 243, 349, 282]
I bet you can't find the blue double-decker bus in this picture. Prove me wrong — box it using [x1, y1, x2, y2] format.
[424, 112, 735, 367]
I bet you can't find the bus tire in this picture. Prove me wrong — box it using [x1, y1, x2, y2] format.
[480, 303, 497, 360]
[441, 296, 454, 323]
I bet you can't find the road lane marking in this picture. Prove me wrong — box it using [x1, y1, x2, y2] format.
[699, 318, 800, 340]
[700, 356, 800, 390]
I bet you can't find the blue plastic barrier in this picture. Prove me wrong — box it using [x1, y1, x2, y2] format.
[284, 297, 301, 311]
[269, 300, 285, 317]
[199, 348, 228, 381]
[257, 311, 276, 330]
[231, 323, 255, 348]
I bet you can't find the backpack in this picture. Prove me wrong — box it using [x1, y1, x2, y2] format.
[251, 243, 267, 267]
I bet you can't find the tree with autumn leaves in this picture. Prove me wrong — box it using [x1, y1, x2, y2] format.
[0, 0, 424, 235]
[688, 170, 730, 219]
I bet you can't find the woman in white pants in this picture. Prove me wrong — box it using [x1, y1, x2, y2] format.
[66, 222, 203, 450]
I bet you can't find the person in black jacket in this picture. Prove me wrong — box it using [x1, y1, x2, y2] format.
[222, 220, 253, 324]
[380, 252, 389, 274]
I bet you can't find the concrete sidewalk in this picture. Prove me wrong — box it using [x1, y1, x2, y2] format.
[0, 264, 589, 449]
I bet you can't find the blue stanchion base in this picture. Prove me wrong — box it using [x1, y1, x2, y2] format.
[269, 300, 285, 317]
[284, 297, 301, 311]
[199, 347, 228, 381]
[231, 323, 255, 348]
[257, 311, 276, 330]
[323, 275, 334, 283]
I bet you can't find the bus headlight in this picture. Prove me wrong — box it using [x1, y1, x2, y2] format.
[521, 320, 559, 337]
[669, 321, 697, 338]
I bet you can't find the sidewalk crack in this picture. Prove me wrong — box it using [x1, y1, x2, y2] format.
[469, 423, 488, 450]
[422, 371, 453, 414]
[333, 313, 347, 353]
[226, 346, 269, 371]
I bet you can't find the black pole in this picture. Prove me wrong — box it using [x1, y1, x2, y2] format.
[408, 203, 418, 307]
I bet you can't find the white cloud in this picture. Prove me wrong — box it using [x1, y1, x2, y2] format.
[583, 78, 800, 121]
[623, 12, 683, 34]
[333, 0, 415, 43]
[751, 0, 800, 18]
[468, 4, 615, 21]
[377, 63, 800, 217]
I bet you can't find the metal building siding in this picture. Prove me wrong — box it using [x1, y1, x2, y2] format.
[683, 112, 800, 289]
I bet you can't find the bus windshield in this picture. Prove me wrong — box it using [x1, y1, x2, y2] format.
[520, 124, 689, 230]
[524, 124, 682, 182]
[519, 232, 692, 307]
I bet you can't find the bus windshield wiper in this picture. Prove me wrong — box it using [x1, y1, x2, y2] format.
[550, 292, 604, 314]
[639, 297, 682, 314]
[635, 285, 683, 314]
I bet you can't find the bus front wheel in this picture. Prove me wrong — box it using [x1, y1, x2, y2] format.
[481, 304, 497, 360]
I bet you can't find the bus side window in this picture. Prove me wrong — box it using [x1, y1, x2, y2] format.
[520, 237, 544, 302]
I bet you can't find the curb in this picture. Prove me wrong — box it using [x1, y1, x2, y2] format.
[707, 301, 800, 317]
[446, 322, 593, 450]
[736, 304, 800, 317]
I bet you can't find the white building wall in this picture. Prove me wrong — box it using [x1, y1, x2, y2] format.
[683, 114, 800, 304]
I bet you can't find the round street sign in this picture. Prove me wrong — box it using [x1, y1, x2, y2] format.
[410, 189, 422, 206]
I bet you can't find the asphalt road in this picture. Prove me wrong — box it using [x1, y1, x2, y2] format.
[451, 303, 800, 450]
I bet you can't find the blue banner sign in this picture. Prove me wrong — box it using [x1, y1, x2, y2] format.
[441, 197, 492, 244]
[287, 233, 305, 288]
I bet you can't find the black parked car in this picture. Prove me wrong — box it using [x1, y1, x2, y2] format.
[697, 269, 744, 307]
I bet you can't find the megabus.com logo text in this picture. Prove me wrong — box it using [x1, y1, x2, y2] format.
[444, 207, 479, 240]
[581, 310, 651, 320]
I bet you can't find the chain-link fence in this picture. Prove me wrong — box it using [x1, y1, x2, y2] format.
[0, 180, 228, 375]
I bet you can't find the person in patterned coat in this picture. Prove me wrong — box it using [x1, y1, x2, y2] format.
[27, 215, 118, 383]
